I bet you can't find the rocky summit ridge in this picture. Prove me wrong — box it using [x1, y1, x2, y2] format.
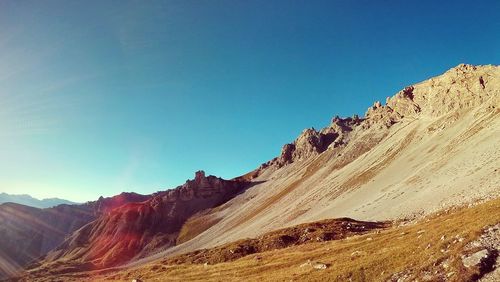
[365, 64, 498, 123]
[255, 64, 499, 174]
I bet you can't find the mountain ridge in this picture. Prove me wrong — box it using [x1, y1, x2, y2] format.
[32, 171, 250, 272]
[0, 193, 77, 209]
[251, 63, 499, 177]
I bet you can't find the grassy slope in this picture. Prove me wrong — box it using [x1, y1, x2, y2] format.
[26, 197, 499, 282]
[124, 198, 499, 282]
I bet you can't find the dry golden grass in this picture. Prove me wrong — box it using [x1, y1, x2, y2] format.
[167, 218, 388, 266]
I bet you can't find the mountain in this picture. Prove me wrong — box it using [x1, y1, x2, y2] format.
[0, 192, 151, 279]
[33, 171, 249, 272]
[98, 64, 497, 270]
[9, 64, 500, 280]
[0, 193, 77, 208]
[150, 64, 498, 257]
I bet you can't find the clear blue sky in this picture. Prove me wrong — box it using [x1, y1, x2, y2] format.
[0, 0, 499, 202]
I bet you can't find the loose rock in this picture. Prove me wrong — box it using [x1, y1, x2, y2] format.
[462, 249, 489, 268]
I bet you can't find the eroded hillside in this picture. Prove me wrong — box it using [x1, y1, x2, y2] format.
[30, 172, 249, 272]
[0, 192, 150, 279]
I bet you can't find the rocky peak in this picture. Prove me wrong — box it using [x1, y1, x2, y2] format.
[364, 85, 421, 129]
[273, 128, 322, 166]
[265, 116, 362, 169]
[195, 170, 206, 181]
[294, 128, 323, 156]
[162, 170, 244, 203]
[328, 115, 363, 132]
[449, 63, 478, 74]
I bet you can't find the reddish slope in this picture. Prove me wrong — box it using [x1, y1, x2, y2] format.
[39, 171, 249, 271]
[92, 192, 150, 214]
[0, 192, 150, 279]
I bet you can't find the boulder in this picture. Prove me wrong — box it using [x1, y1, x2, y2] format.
[462, 249, 490, 268]
[299, 259, 329, 270]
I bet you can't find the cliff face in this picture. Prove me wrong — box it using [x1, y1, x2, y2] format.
[40, 171, 248, 270]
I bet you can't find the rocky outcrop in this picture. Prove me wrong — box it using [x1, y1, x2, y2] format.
[364, 86, 421, 128]
[414, 64, 499, 116]
[263, 116, 363, 169]
[366, 64, 499, 126]
[39, 171, 249, 270]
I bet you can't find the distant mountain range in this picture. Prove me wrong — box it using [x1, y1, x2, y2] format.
[0, 192, 77, 208]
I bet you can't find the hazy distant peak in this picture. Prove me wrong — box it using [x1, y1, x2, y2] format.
[0, 192, 77, 209]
